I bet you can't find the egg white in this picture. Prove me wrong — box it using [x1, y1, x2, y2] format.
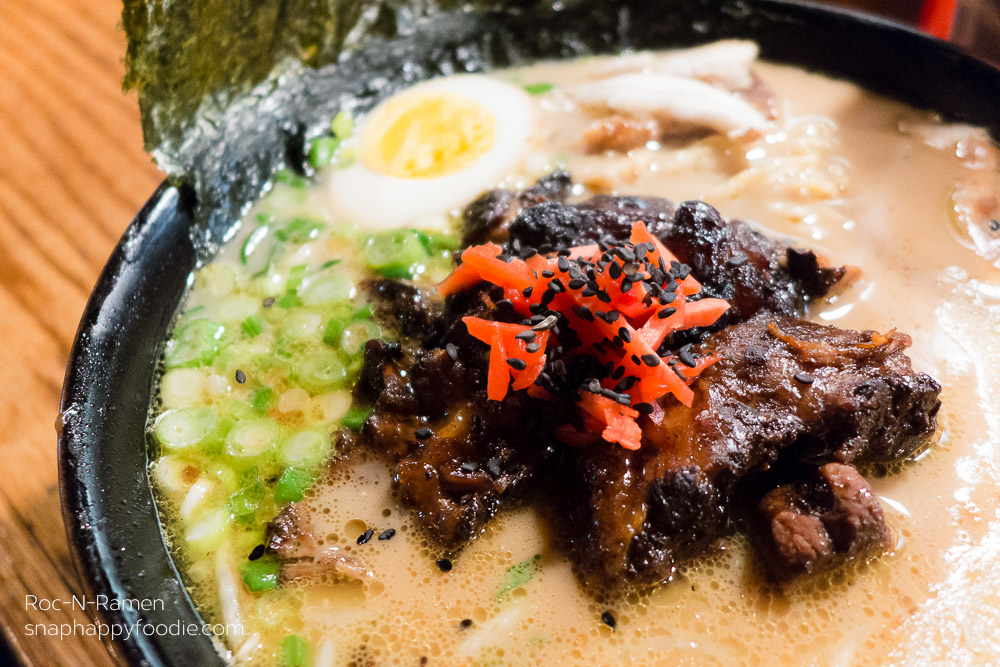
[327, 75, 536, 230]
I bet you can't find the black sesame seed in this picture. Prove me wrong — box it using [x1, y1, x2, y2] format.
[794, 372, 815, 385]
[618, 327, 632, 343]
[528, 303, 544, 315]
[415, 427, 433, 439]
[486, 458, 502, 476]
[497, 299, 513, 309]
[378, 528, 396, 541]
[608, 262, 622, 280]
[631, 354, 641, 365]
[436, 558, 453, 572]
[557, 256, 570, 272]
[507, 358, 527, 371]
[568, 278, 587, 290]
[990, 219, 1000, 232]
[357, 529, 374, 545]
[234, 369, 247, 384]
[540, 289, 556, 307]
[548, 279, 564, 293]
[248, 544, 266, 561]
[634, 402, 654, 415]
[262, 297, 275, 308]
[657, 307, 677, 319]
[581, 288, 597, 298]
[520, 247, 538, 259]
[659, 291, 677, 305]
[641, 353, 661, 367]
[611, 366, 626, 380]
[459, 619, 474, 630]
[446, 342, 459, 360]
[601, 611, 617, 628]
[541, 270, 555, 278]
[532, 315, 559, 331]
[515, 330, 536, 342]
[606, 310, 621, 323]
[522, 286, 534, 298]
[525, 342, 540, 353]
[597, 291, 612, 303]
[726, 252, 748, 267]
[678, 345, 697, 368]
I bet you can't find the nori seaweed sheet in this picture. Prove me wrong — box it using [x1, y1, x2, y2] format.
[121, 0, 1000, 259]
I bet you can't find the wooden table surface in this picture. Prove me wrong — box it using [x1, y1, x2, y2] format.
[0, 1, 949, 666]
[0, 0, 160, 664]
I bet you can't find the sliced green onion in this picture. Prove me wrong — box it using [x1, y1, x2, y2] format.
[332, 110, 354, 139]
[241, 314, 265, 338]
[159, 368, 206, 409]
[321, 259, 342, 269]
[274, 468, 315, 503]
[277, 293, 301, 309]
[165, 320, 227, 368]
[225, 418, 280, 458]
[276, 219, 325, 244]
[340, 406, 372, 431]
[295, 353, 347, 393]
[249, 386, 274, 414]
[281, 310, 324, 342]
[278, 427, 332, 469]
[229, 481, 266, 518]
[280, 634, 310, 667]
[184, 506, 231, 554]
[240, 557, 279, 593]
[153, 407, 219, 451]
[241, 225, 271, 266]
[300, 274, 354, 306]
[363, 230, 428, 276]
[427, 233, 461, 252]
[217, 295, 261, 323]
[351, 304, 373, 321]
[309, 137, 341, 168]
[497, 554, 542, 598]
[523, 82, 554, 95]
[196, 263, 237, 296]
[274, 169, 309, 188]
[340, 321, 381, 357]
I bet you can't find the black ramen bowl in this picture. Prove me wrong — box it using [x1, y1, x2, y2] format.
[59, 1, 1000, 664]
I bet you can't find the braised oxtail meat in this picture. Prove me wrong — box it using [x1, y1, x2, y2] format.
[267, 503, 374, 584]
[661, 201, 846, 331]
[555, 314, 940, 584]
[362, 343, 562, 547]
[361, 279, 446, 343]
[505, 194, 675, 250]
[749, 462, 892, 579]
[489, 181, 843, 332]
[462, 171, 573, 246]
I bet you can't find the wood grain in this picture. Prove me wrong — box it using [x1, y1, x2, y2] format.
[0, 0, 159, 664]
[0, 1, 927, 665]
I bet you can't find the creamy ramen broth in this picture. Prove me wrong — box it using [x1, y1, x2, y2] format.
[150, 48, 1000, 666]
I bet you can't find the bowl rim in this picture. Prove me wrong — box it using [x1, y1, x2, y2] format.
[58, 2, 1000, 665]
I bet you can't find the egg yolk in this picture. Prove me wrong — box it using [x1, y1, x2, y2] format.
[362, 93, 495, 179]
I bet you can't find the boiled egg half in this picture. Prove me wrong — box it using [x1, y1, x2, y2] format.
[328, 75, 536, 229]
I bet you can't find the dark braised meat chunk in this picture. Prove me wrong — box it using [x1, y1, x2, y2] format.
[506, 194, 675, 250]
[266, 502, 374, 584]
[462, 171, 573, 246]
[362, 341, 562, 548]
[360, 279, 445, 343]
[748, 462, 892, 579]
[554, 314, 939, 584]
[484, 181, 844, 334]
[662, 201, 847, 331]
